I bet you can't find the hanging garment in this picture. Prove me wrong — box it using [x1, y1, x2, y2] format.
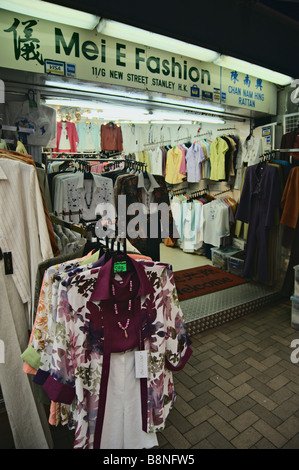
[280, 130, 299, 165]
[235, 163, 282, 282]
[0, 156, 54, 449]
[185, 142, 205, 182]
[280, 166, 299, 229]
[0, 150, 59, 256]
[101, 123, 123, 152]
[53, 121, 79, 153]
[279, 166, 299, 296]
[241, 135, 263, 166]
[22, 255, 192, 449]
[53, 171, 115, 223]
[209, 137, 229, 181]
[7, 101, 56, 147]
[170, 194, 186, 242]
[138, 150, 152, 172]
[16, 140, 28, 154]
[149, 147, 163, 175]
[118, 173, 179, 258]
[202, 199, 231, 248]
[181, 199, 204, 252]
[165, 146, 185, 184]
[76, 121, 101, 152]
[178, 145, 187, 176]
[0, 139, 8, 149]
[222, 135, 236, 179]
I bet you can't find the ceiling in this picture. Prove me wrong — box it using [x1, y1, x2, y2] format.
[45, 0, 299, 78]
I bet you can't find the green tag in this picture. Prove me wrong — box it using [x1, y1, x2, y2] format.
[113, 261, 127, 273]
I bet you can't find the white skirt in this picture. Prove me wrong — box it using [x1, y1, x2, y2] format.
[100, 349, 158, 449]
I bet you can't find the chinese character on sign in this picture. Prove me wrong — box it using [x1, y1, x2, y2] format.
[4, 18, 44, 65]
[244, 75, 251, 87]
[255, 79, 263, 90]
[231, 71, 239, 84]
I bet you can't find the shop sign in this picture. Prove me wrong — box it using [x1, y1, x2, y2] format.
[262, 125, 273, 151]
[0, 10, 277, 114]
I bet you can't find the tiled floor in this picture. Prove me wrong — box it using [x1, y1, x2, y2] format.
[160, 244, 213, 271]
[1, 297, 298, 449]
[157, 297, 299, 449]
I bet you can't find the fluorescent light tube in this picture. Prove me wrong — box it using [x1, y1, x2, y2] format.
[45, 80, 149, 100]
[193, 116, 225, 124]
[0, 0, 100, 29]
[45, 98, 103, 109]
[97, 19, 220, 62]
[150, 120, 194, 124]
[153, 95, 225, 113]
[214, 55, 293, 86]
[152, 110, 225, 124]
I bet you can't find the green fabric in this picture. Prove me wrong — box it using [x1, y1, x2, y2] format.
[21, 345, 41, 370]
[81, 249, 100, 265]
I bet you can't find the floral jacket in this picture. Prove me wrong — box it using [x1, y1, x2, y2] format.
[36, 256, 192, 449]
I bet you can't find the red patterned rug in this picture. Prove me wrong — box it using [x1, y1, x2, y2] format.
[173, 265, 247, 301]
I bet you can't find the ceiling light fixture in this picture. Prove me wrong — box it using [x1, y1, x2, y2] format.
[214, 55, 293, 86]
[97, 19, 293, 86]
[0, 0, 100, 29]
[97, 19, 220, 63]
[44, 80, 149, 100]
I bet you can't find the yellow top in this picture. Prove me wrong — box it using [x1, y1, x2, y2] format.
[165, 147, 185, 185]
[209, 137, 229, 181]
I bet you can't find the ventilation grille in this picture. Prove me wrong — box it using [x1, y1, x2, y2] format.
[283, 112, 299, 134]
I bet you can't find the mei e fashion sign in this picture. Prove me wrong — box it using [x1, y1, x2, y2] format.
[0, 10, 277, 114]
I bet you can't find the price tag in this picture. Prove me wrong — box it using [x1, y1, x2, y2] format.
[135, 350, 148, 378]
[3, 252, 13, 275]
[113, 261, 127, 273]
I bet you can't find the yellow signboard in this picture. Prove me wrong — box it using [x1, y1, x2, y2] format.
[0, 10, 277, 114]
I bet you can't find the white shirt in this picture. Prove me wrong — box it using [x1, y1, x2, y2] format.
[0, 158, 53, 327]
[203, 199, 230, 248]
[59, 122, 71, 150]
[242, 136, 263, 166]
[150, 147, 163, 176]
[181, 199, 204, 252]
[185, 142, 206, 182]
[53, 172, 115, 223]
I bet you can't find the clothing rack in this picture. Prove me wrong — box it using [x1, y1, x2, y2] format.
[43, 151, 121, 158]
[50, 213, 88, 237]
[211, 188, 233, 197]
[143, 139, 171, 147]
[124, 159, 147, 171]
[194, 131, 212, 138]
[190, 187, 208, 197]
[217, 127, 236, 132]
[174, 136, 192, 143]
[259, 148, 299, 163]
[53, 209, 83, 222]
[187, 187, 209, 202]
[171, 187, 189, 196]
[45, 156, 125, 171]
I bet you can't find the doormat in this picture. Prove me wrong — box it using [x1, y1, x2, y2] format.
[173, 265, 247, 301]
